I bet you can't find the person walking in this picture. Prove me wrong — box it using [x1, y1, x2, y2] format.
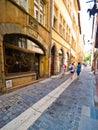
[63, 64, 66, 73]
[60, 64, 66, 78]
[69, 63, 75, 79]
[76, 62, 81, 79]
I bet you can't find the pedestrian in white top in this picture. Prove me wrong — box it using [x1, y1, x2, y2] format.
[69, 63, 75, 79]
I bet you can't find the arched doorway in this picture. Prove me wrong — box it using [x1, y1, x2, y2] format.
[51, 45, 56, 75]
[59, 49, 64, 72]
[65, 52, 69, 68]
[4, 34, 44, 76]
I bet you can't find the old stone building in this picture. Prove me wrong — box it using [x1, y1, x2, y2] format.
[91, 14, 98, 73]
[0, 0, 83, 93]
[0, 0, 50, 93]
[50, 0, 82, 75]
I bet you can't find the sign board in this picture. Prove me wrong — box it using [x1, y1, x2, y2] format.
[6, 80, 12, 88]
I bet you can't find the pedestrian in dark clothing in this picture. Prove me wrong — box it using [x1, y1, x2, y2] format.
[76, 62, 81, 79]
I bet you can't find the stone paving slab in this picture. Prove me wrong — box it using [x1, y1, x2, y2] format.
[81, 106, 90, 117]
[78, 116, 98, 130]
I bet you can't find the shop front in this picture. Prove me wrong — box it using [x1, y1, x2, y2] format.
[3, 34, 45, 91]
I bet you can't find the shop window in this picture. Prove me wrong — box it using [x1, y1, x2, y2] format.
[4, 35, 44, 75]
[5, 48, 39, 75]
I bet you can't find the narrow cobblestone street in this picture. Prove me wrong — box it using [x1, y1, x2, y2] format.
[0, 66, 98, 130]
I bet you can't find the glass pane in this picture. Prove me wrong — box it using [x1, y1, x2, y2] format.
[20, 0, 27, 9]
[40, 1, 44, 11]
[14, 0, 19, 3]
[40, 13, 43, 24]
[5, 48, 38, 74]
[34, 0, 38, 4]
[34, 7, 38, 20]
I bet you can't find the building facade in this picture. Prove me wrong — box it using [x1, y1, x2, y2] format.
[91, 14, 98, 73]
[0, 0, 50, 93]
[50, 0, 82, 75]
[0, 0, 83, 93]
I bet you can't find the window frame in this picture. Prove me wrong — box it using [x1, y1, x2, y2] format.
[34, 0, 45, 26]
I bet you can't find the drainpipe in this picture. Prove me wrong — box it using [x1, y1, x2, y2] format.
[49, 0, 53, 77]
[91, 14, 97, 73]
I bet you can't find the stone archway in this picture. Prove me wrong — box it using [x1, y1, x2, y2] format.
[65, 52, 70, 69]
[2, 33, 48, 90]
[51, 45, 56, 75]
[58, 49, 64, 72]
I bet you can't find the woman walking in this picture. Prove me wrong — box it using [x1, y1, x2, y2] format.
[60, 64, 66, 78]
[76, 62, 81, 79]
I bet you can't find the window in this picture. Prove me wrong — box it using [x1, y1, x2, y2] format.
[18, 38, 27, 49]
[60, 15, 62, 23]
[34, 0, 45, 26]
[54, 5, 58, 17]
[34, 0, 38, 5]
[63, 19, 65, 38]
[34, 6, 39, 20]
[40, 13, 43, 24]
[53, 16, 57, 29]
[59, 14, 63, 35]
[14, 0, 28, 11]
[14, 0, 19, 3]
[4, 35, 44, 75]
[59, 24, 62, 34]
[63, 28, 65, 38]
[40, 1, 44, 11]
[53, 5, 58, 30]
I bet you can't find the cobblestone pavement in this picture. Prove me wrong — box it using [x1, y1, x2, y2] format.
[28, 67, 98, 130]
[0, 73, 69, 129]
[0, 66, 98, 130]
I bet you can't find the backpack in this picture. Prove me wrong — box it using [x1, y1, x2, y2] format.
[69, 65, 74, 72]
[69, 66, 73, 70]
